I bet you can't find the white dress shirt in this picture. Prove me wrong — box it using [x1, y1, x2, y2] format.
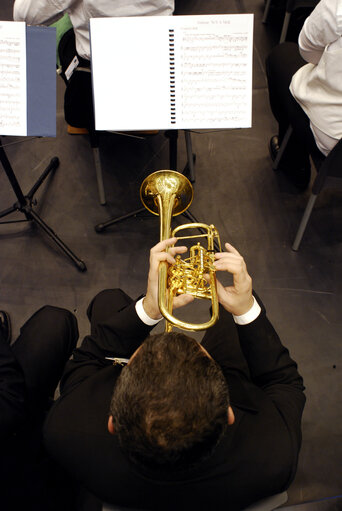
[135, 296, 261, 326]
[13, 0, 175, 59]
[290, 0, 342, 155]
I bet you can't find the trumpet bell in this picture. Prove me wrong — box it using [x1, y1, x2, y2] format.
[140, 170, 193, 217]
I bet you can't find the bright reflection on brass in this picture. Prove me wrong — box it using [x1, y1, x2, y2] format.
[140, 170, 221, 332]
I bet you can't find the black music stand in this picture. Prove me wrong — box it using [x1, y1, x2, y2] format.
[0, 138, 86, 271]
[93, 129, 220, 253]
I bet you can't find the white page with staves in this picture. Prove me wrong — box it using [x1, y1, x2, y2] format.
[173, 15, 253, 129]
[0, 21, 27, 136]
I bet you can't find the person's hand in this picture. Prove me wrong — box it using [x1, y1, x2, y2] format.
[214, 243, 254, 316]
[143, 237, 194, 320]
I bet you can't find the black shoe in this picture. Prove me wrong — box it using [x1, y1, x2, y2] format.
[269, 135, 280, 162]
[0, 311, 11, 344]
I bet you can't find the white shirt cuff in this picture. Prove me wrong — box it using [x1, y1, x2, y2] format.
[233, 296, 261, 325]
[135, 297, 163, 326]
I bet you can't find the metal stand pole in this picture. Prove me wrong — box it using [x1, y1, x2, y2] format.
[94, 129, 197, 234]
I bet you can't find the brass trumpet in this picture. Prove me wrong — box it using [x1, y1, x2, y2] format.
[140, 170, 221, 332]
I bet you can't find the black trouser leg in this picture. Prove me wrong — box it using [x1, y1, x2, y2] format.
[87, 288, 133, 335]
[59, 28, 95, 129]
[266, 42, 310, 169]
[3, 307, 78, 511]
[12, 306, 78, 409]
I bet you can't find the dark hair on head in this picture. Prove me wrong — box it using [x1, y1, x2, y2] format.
[110, 332, 229, 470]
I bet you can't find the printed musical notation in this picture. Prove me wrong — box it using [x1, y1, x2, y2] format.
[175, 17, 253, 128]
[0, 21, 26, 135]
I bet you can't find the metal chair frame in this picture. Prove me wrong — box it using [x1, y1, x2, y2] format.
[274, 126, 342, 250]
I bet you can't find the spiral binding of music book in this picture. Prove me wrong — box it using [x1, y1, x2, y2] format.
[169, 28, 176, 125]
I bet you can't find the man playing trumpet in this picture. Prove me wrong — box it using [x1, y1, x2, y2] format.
[44, 239, 305, 510]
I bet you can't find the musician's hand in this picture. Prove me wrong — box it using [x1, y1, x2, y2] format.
[214, 243, 254, 316]
[143, 237, 194, 320]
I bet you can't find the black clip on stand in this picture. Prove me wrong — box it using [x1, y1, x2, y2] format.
[94, 129, 220, 253]
[0, 138, 86, 272]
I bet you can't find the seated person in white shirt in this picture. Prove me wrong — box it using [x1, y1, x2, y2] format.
[265, 0, 342, 191]
[43, 238, 305, 510]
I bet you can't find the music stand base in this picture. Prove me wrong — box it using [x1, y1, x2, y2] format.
[95, 207, 146, 233]
[0, 152, 87, 272]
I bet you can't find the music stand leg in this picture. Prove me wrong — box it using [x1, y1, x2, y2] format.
[0, 142, 87, 272]
[95, 207, 146, 233]
[0, 204, 17, 220]
[164, 130, 178, 170]
[29, 209, 86, 271]
[26, 156, 59, 200]
[164, 129, 196, 182]
[95, 128, 199, 234]
[184, 130, 196, 183]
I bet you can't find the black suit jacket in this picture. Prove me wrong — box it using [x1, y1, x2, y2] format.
[44, 298, 305, 511]
[0, 336, 26, 439]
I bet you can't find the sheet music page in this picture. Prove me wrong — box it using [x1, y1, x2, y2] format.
[90, 17, 171, 131]
[173, 14, 253, 129]
[0, 21, 27, 136]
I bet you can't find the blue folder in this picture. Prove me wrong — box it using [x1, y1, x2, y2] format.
[26, 25, 56, 137]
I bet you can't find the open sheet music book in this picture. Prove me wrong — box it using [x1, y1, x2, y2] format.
[0, 21, 56, 137]
[90, 14, 254, 131]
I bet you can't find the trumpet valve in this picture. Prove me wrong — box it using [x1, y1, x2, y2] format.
[167, 245, 215, 299]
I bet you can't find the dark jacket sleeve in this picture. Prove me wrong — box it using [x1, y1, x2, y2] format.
[0, 340, 26, 437]
[237, 309, 306, 455]
[60, 299, 155, 395]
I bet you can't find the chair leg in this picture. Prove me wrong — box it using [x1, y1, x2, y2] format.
[279, 12, 291, 43]
[292, 193, 318, 251]
[262, 0, 272, 23]
[273, 126, 293, 171]
[89, 130, 106, 205]
[92, 146, 106, 205]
